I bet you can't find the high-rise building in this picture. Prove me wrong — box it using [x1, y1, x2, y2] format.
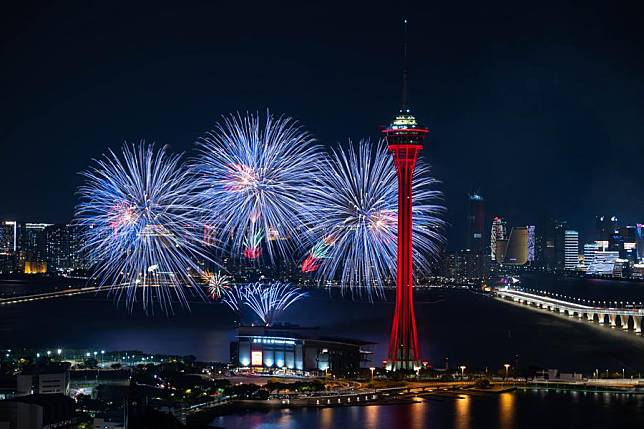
[0, 221, 18, 254]
[527, 225, 535, 262]
[466, 193, 485, 253]
[444, 249, 486, 280]
[0, 221, 19, 274]
[45, 224, 87, 274]
[553, 221, 568, 270]
[490, 216, 507, 261]
[564, 230, 579, 270]
[20, 223, 51, 274]
[619, 225, 638, 261]
[536, 218, 557, 270]
[636, 224, 644, 261]
[595, 215, 618, 249]
[583, 242, 601, 268]
[503, 227, 529, 266]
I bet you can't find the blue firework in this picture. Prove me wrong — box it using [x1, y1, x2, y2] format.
[222, 281, 308, 326]
[306, 139, 445, 295]
[192, 111, 320, 262]
[75, 143, 209, 313]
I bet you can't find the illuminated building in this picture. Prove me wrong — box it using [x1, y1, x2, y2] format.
[586, 251, 619, 276]
[637, 224, 644, 261]
[0, 221, 18, 274]
[16, 363, 70, 396]
[495, 239, 508, 264]
[503, 227, 529, 266]
[445, 249, 486, 280]
[564, 230, 579, 271]
[619, 225, 638, 261]
[45, 224, 87, 274]
[553, 221, 568, 270]
[382, 20, 427, 371]
[583, 242, 601, 268]
[20, 223, 51, 274]
[231, 325, 372, 376]
[466, 193, 485, 254]
[490, 217, 507, 261]
[596, 215, 618, 242]
[527, 225, 535, 262]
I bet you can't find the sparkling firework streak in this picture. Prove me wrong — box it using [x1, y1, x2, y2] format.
[308, 139, 445, 294]
[222, 282, 308, 326]
[201, 270, 231, 300]
[301, 241, 331, 273]
[75, 143, 209, 313]
[192, 111, 320, 261]
[242, 225, 264, 260]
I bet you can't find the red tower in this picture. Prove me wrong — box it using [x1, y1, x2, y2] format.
[383, 20, 428, 371]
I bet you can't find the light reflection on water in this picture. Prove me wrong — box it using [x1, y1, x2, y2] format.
[455, 395, 471, 429]
[212, 390, 644, 429]
[499, 392, 515, 429]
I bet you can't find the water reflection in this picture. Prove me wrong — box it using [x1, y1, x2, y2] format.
[319, 407, 333, 429]
[499, 392, 515, 429]
[364, 404, 380, 429]
[410, 401, 427, 429]
[455, 395, 471, 429]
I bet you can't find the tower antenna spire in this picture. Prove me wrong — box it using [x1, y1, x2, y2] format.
[401, 18, 409, 112]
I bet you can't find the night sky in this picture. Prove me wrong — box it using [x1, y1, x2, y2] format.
[2, 0, 644, 248]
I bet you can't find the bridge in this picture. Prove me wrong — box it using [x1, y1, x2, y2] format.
[0, 284, 126, 305]
[495, 287, 644, 333]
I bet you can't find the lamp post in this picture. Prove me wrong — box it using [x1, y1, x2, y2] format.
[504, 363, 510, 380]
[459, 365, 466, 379]
[369, 367, 376, 382]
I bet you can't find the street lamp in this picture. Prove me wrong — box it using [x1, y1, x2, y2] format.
[459, 365, 466, 379]
[369, 367, 376, 382]
[504, 363, 510, 379]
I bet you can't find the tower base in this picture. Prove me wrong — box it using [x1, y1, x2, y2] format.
[385, 359, 423, 372]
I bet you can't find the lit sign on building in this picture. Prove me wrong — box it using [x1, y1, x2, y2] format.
[251, 351, 263, 366]
[251, 337, 296, 345]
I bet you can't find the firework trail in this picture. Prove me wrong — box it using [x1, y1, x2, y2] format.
[75, 143, 209, 312]
[307, 139, 445, 295]
[192, 111, 320, 262]
[202, 270, 232, 300]
[222, 282, 308, 326]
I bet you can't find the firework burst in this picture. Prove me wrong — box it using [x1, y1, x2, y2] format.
[222, 282, 308, 326]
[192, 111, 320, 262]
[75, 143, 208, 312]
[308, 139, 445, 295]
[202, 270, 231, 300]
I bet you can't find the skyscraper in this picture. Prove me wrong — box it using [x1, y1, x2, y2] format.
[466, 193, 485, 253]
[503, 227, 529, 266]
[595, 215, 618, 249]
[527, 225, 536, 262]
[20, 223, 51, 274]
[564, 230, 579, 270]
[0, 221, 19, 274]
[490, 216, 507, 261]
[46, 224, 87, 274]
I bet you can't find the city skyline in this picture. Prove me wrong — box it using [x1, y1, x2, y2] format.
[3, 1, 644, 247]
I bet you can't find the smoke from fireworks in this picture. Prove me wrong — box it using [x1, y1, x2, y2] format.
[222, 282, 308, 326]
[306, 139, 445, 294]
[192, 111, 319, 262]
[75, 143, 208, 312]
